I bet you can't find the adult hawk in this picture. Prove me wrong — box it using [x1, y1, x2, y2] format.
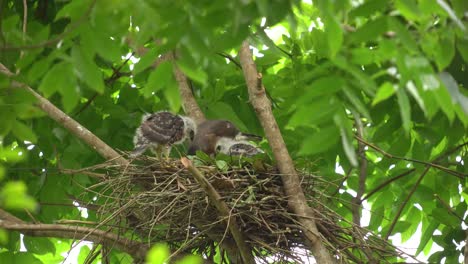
[131, 111, 196, 158]
[187, 120, 262, 156]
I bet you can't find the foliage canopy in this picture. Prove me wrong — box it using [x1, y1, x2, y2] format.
[0, 0, 467, 263]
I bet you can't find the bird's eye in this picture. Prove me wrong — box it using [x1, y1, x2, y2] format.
[189, 130, 195, 140]
[216, 145, 221, 152]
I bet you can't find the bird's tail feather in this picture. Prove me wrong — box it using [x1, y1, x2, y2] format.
[236, 133, 262, 141]
[129, 145, 148, 158]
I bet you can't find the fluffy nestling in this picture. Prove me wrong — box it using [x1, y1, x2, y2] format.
[131, 111, 196, 158]
[215, 137, 264, 156]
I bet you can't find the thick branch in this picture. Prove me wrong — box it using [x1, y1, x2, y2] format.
[238, 41, 335, 263]
[171, 51, 206, 124]
[181, 158, 254, 264]
[0, 63, 129, 166]
[0, 209, 147, 260]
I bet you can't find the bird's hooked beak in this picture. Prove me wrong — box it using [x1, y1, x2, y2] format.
[235, 132, 262, 141]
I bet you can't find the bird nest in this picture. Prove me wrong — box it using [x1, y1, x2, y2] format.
[83, 155, 406, 263]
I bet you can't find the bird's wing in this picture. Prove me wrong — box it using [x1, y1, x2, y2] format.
[141, 112, 185, 144]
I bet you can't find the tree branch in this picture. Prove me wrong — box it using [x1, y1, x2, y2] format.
[0, 208, 148, 260]
[128, 43, 206, 124]
[384, 166, 430, 240]
[180, 157, 254, 264]
[352, 115, 367, 226]
[362, 141, 468, 201]
[0, 63, 129, 166]
[362, 169, 415, 201]
[351, 115, 376, 263]
[434, 194, 467, 225]
[238, 41, 335, 263]
[171, 51, 206, 124]
[355, 136, 465, 179]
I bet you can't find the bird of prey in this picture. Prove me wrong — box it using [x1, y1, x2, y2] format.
[215, 137, 264, 156]
[187, 120, 261, 156]
[130, 111, 196, 158]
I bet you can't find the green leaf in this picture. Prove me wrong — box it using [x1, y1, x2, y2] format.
[388, 17, 418, 52]
[0, 252, 42, 264]
[0, 107, 15, 136]
[298, 76, 345, 102]
[147, 244, 170, 264]
[372, 82, 396, 106]
[164, 82, 182, 113]
[332, 56, 377, 95]
[215, 160, 228, 172]
[395, 0, 421, 21]
[87, 29, 122, 62]
[434, 30, 455, 71]
[431, 207, 460, 227]
[433, 86, 455, 123]
[405, 81, 426, 116]
[77, 245, 91, 264]
[288, 97, 340, 128]
[349, 0, 388, 19]
[457, 37, 468, 63]
[396, 87, 411, 133]
[38, 62, 72, 98]
[134, 49, 160, 75]
[12, 120, 37, 143]
[368, 205, 385, 230]
[72, 46, 105, 93]
[0, 146, 25, 163]
[439, 72, 468, 116]
[55, 0, 93, 21]
[0, 229, 7, 245]
[175, 255, 203, 264]
[401, 206, 421, 242]
[416, 220, 439, 255]
[205, 102, 247, 131]
[323, 13, 343, 58]
[176, 60, 207, 85]
[391, 220, 412, 234]
[333, 111, 357, 167]
[27, 58, 52, 84]
[0, 181, 37, 211]
[350, 16, 388, 44]
[23, 237, 56, 255]
[298, 125, 340, 155]
[143, 61, 173, 98]
[0, 166, 5, 181]
[342, 87, 371, 121]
